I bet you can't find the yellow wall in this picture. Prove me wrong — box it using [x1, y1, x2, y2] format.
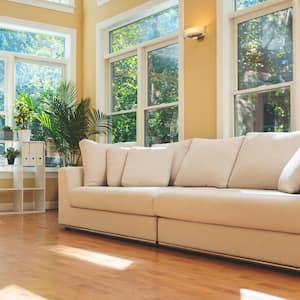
[0, 0, 83, 96]
[184, 0, 216, 139]
[82, 0, 217, 139]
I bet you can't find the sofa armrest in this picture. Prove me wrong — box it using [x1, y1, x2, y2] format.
[59, 167, 83, 191]
[58, 167, 83, 224]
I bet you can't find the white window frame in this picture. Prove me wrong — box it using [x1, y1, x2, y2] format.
[217, 0, 300, 138]
[0, 17, 76, 129]
[8, 0, 75, 14]
[96, 0, 184, 145]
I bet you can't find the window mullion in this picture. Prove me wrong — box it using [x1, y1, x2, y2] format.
[292, 0, 300, 131]
[136, 47, 145, 146]
[7, 56, 15, 128]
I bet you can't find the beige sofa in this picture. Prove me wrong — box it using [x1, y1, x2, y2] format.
[59, 132, 300, 270]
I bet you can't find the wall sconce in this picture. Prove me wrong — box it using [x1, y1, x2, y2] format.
[184, 26, 206, 41]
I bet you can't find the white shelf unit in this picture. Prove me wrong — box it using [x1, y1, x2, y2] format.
[0, 140, 45, 215]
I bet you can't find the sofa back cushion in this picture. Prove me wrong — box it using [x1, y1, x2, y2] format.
[278, 148, 300, 194]
[174, 137, 244, 188]
[229, 132, 300, 190]
[79, 139, 109, 186]
[107, 147, 130, 187]
[153, 140, 192, 185]
[122, 147, 174, 187]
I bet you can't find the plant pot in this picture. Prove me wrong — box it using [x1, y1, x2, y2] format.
[18, 129, 31, 142]
[7, 157, 15, 165]
[4, 130, 13, 140]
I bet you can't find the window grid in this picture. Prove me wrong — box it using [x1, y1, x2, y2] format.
[105, 4, 179, 146]
[106, 37, 178, 145]
[217, 0, 295, 137]
[0, 24, 68, 131]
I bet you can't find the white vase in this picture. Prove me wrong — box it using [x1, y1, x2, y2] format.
[18, 129, 31, 142]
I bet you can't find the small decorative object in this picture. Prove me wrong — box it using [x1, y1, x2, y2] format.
[3, 126, 13, 140]
[15, 93, 35, 142]
[4, 147, 20, 165]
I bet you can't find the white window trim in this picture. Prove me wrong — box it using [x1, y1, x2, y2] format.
[8, 0, 75, 14]
[96, 0, 184, 145]
[217, 0, 300, 138]
[0, 16, 76, 129]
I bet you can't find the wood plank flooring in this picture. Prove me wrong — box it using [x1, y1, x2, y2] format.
[0, 211, 300, 300]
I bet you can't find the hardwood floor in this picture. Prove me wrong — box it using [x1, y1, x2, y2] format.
[0, 211, 300, 300]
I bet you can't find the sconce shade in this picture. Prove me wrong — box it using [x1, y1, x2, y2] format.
[184, 26, 206, 40]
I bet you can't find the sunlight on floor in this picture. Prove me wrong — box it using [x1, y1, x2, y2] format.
[0, 285, 47, 300]
[49, 245, 133, 270]
[240, 289, 287, 300]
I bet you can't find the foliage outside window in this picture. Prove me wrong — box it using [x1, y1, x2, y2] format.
[235, 0, 266, 11]
[0, 28, 65, 59]
[110, 6, 178, 53]
[234, 1, 292, 135]
[107, 5, 179, 146]
[0, 26, 66, 135]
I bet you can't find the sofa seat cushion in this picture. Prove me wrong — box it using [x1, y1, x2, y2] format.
[154, 187, 300, 234]
[70, 187, 159, 216]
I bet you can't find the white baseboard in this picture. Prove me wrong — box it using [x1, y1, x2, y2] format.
[46, 201, 58, 210]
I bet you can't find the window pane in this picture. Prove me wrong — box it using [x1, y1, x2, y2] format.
[238, 8, 293, 90]
[16, 61, 64, 99]
[0, 115, 5, 130]
[0, 60, 4, 111]
[148, 44, 178, 106]
[0, 28, 65, 59]
[111, 56, 137, 112]
[235, 87, 290, 136]
[110, 113, 136, 143]
[235, 0, 266, 11]
[110, 6, 178, 53]
[145, 106, 178, 146]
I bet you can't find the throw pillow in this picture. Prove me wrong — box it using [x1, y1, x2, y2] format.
[153, 140, 192, 185]
[278, 148, 300, 194]
[121, 147, 174, 187]
[107, 147, 130, 187]
[174, 137, 244, 188]
[229, 132, 300, 190]
[79, 139, 109, 186]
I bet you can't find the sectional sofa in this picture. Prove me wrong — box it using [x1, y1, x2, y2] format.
[59, 132, 300, 270]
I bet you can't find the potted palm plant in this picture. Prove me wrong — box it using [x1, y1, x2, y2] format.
[36, 81, 110, 166]
[15, 93, 35, 141]
[4, 147, 20, 165]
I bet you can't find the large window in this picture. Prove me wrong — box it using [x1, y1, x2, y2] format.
[99, 3, 180, 146]
[217, 0, 295, 137]
[0, 18, 74, 137]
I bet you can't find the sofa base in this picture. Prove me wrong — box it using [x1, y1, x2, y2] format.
[159, 242, 300, 272]
[158, 218, 300, 270]
[59, 206, 157, 242]
[63, 224, 157, 244]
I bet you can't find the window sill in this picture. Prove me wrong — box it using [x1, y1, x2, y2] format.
[9, 0, 74, 14]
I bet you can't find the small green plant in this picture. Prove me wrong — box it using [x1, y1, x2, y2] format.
[3, 126, 12, 131]
[4, 147, 20, 165]
[14, 94, 35, 129]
